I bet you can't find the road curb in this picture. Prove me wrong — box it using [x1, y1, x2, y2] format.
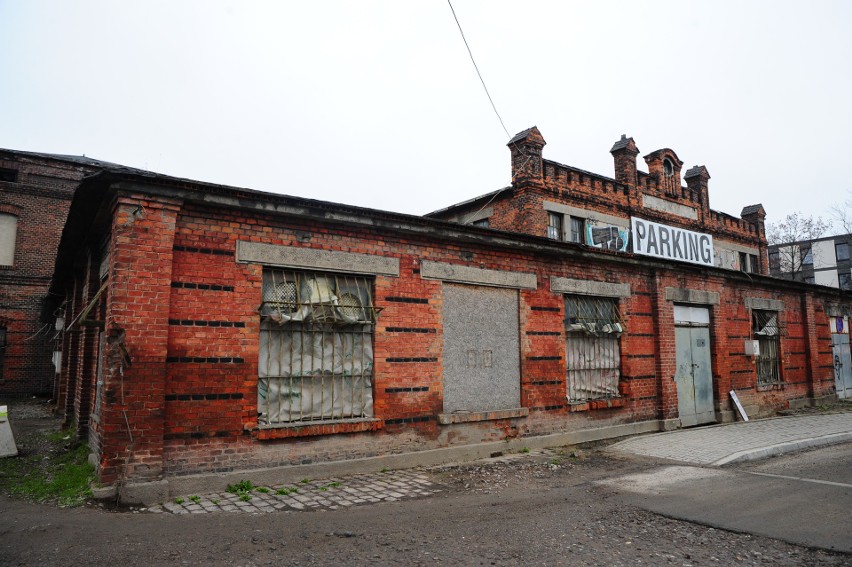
[712, 431, 852, 466]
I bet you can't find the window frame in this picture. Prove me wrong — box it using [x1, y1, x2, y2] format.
[564, 294, 624, 403]
[836, 242, 850, 262]
[752, 309, 781, 387]
[0, 213, 18, 267]
[568, 216, 585, 244]
[547, 212, 563, 241]
[258, 268, 377, 426]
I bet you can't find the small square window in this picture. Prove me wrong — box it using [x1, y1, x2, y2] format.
[836, 242, 850, 262]
[839, 272, 852, 290]
[801, 246, 813, 265]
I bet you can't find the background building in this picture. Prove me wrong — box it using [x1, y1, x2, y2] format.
[0, 151, 103, 397]
[769, 234, 852, 290]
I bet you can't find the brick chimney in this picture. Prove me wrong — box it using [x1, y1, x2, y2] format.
[610, 135, 639, 185]
[684, 165, 711, 211]
[507, 126, 545, 182]
[741, 203, 768, 274]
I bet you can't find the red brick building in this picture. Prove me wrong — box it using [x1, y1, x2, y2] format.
[0, 150, 103, 397]
[46, 129, 849, 502]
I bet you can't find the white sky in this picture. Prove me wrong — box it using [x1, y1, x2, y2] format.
[2, 1, 851, 226]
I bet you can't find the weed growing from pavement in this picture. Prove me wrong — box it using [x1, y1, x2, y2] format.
[255, 487, 270, 493]
[0, 428, 94, 507]
[300, 478, 311, 484]
[174, 497, 185, 504]
[520, 447, 530, 453]
[227, 480, 255, 501]
[189, 495, 201, 503]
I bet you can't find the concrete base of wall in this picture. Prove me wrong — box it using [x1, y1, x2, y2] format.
[112, 419, 666, 506]
[811, 394, 839, 406]
[715, 410, 737, 423]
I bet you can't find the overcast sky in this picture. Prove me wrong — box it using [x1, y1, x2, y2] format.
[2, 1, 851, 228]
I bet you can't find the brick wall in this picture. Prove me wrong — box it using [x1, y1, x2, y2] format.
[0, 154, 89, 396]
[432, 127, 767, 274]
[55, 183, 842, 485]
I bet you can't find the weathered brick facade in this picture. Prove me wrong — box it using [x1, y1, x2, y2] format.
[0, 151, 97, 397]
[47, 136, 848, 497]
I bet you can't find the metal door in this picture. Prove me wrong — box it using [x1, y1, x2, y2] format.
[832, 333, 852, 399]
[675, 326, 715, 427]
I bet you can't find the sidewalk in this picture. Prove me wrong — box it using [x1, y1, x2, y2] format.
[150, 409, 852, 514]
[607, 411, 852, 466]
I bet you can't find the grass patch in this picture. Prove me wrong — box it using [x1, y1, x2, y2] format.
[0, 431, 94, 507]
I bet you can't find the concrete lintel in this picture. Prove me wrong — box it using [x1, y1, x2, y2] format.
[420, 260, 537, 290]
[550, 277, 630, 298]
[236, 240, 400, 276]
[744, 297, 785, 312]
[116, 419, 665, 506]
[437, 407, 529, 425]
[665, 287, 720, 305]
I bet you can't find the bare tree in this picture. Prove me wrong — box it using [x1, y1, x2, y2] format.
[829, 190, 852, 234]
[766, 212, 830, 281]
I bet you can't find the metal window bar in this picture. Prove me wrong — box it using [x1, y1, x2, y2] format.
[564, 295, 623, 401]
[258, 269, 376, 424]
[752, 310, 781, 385]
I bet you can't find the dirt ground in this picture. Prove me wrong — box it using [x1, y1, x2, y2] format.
[1, 400, 850, 566]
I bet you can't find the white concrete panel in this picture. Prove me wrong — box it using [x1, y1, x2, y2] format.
[812, 240, 836, 270]
[815, 268, 839, 288]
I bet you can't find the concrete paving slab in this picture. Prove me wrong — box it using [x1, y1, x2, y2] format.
[608, 412, 852, 465]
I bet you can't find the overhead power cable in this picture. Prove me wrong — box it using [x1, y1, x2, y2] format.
[447, 0, 511, 139]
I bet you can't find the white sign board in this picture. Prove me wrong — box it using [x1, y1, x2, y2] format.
[631, 217, 714, 267]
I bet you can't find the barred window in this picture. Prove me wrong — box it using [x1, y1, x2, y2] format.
[752, 310, 781, 386]
[564, 295, 624, 402]
[258, 269, 376, 425]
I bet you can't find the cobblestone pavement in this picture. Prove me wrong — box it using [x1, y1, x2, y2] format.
[608, 412, 852, 465]
[149, 469, 441, 515]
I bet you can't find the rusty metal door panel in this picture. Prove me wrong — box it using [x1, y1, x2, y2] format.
[442, 284, 520, 413]
[833, 334, 852, 399]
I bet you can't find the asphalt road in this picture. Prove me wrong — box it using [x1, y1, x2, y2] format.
[600, 442, 852, 553]
[3, 444, 851, 566]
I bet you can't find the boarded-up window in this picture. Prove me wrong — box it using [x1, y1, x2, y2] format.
[258, 269, 376, 424]
[753, 310, 781, 386]
[442, 284, 520, 413]
[565, 295, 623, 401]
